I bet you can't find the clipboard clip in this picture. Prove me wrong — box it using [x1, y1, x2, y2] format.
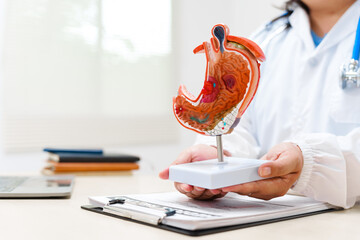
[104, 197, 176, 225]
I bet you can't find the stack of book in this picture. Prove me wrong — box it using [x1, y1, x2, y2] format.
[43, 148, 140, 173]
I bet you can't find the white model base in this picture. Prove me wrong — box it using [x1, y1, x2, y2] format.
[169, 157, 268, 189]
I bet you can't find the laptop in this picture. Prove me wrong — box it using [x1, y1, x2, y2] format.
[0, 175, 74, 198]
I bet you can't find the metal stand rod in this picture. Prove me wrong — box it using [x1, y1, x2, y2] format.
[216, 135, 224, 162]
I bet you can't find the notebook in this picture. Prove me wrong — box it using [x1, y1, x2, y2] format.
[44, 162, 139, 173]
[81, 191, 337, 236]
[0, 175, 74, 198]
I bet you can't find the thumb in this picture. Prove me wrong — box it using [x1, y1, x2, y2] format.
[158, 147, 194, 180]
[258, 156, 298, 178]
[159, 167, 170, 180]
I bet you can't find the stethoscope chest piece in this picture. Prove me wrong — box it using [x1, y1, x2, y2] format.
[340, 16, 360, 90]
[340, 59, 360, 89]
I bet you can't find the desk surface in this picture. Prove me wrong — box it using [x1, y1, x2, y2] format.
[1, 173, 359, 240]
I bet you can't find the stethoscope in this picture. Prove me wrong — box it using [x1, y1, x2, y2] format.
[259, 14, 360, 90]
[340, 17, 360, 89]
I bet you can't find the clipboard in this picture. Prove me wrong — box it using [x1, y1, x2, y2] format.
[80, 192, 336, 236]
[81, 204, 334, 236]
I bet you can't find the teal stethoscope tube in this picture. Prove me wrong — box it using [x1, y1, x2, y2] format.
[352, 17, 360, 61]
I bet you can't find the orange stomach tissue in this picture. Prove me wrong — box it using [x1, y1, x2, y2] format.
[173, 24, 265, 136]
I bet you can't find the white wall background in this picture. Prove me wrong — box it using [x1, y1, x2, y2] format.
[1, 0, 177, 152]
[0, 0, 284, 173]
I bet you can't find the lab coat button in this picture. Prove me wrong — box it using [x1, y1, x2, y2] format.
[308, 58, 318, 65]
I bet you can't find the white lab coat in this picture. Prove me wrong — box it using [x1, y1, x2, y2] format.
[195, 1, 360, 208]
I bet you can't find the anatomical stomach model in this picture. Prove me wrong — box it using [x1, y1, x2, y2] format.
[173, 24, 265, 137]
[169, 24, 267, 188]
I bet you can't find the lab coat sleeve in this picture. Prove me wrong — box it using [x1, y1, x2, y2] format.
[290, 128, 360, 209]
[194, 109, 260, 159]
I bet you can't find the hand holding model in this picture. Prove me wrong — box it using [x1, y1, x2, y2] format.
[159, 142, 303, 200]
[159, 144, 229, 200]
[222, 143, 303, 200]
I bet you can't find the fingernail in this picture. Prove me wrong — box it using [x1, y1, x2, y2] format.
[210, 189, 220, 194]
[260, 167, 271, 177]
[181, 184, 191, 192]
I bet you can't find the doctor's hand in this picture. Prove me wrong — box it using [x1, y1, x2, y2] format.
[222, 142, 303, 200]
[159, 144, 230, 200]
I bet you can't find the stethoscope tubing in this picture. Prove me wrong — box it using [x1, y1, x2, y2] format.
[352, 17, 360, 61]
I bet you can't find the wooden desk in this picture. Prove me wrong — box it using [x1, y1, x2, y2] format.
[1, 173, 359, 240]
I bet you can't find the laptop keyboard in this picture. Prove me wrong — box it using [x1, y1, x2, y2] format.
[0, 177, 28, 192]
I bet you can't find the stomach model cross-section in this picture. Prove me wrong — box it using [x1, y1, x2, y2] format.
[173, 24, 265, 136]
